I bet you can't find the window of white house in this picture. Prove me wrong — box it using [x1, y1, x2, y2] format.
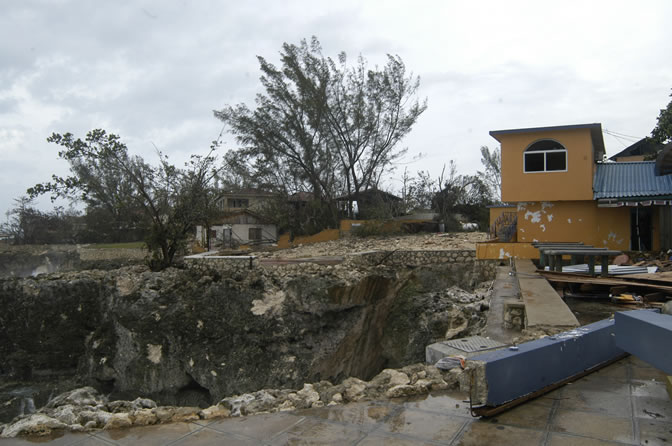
[228, 198, 250, 208]
[249, 227, 262, 240]
[524, 140, 567, 173]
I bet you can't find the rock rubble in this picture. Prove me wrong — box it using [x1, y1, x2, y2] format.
[1, 363, 464, 438]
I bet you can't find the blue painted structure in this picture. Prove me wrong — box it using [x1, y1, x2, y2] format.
[615, 310, 672, 375]
[593, 161, 672, 199]
[471, 318, 624, 406]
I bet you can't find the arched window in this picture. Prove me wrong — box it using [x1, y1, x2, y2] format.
[524, 140, 567, 173]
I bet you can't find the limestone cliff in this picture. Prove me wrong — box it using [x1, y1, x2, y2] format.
[0, 260, 492, 422]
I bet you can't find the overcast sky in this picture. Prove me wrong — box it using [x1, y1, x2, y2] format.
[1, 0, 671, 217]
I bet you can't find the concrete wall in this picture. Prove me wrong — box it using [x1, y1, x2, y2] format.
[231, 224, 277, 243]
[476, 242, 538, 259]
[499, 127, 596, 202]
[198, 224, 278, 246]
[352, 250, 498, 283]
[78, 247, 147, 261]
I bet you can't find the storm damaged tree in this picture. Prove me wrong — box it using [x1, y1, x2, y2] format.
[434, 162, 493, 230]
[215, 37, 426, 230]
[29, 130, 221, 269]
[651, 89, 672, 144]
[477, 145, 501, 202]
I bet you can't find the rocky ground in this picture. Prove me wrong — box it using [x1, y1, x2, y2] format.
[0, 232, 495, 438]
[0, 259, 494, 425]
[257, 232, 488, 259]
[1, 362, 473, 438]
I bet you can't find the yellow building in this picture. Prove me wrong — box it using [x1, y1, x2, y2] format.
[478, 123, 672, 260]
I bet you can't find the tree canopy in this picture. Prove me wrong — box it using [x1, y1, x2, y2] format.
[477, 145, 501, 202]
[215, 37, 426, 228]
[29, 130, 221, 269]
[651, 89, 672, 144]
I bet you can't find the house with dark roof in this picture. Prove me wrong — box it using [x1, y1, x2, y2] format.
[608, 138, 664, 162]
[479, 124, 672, 259]
[336, 188, 403, 220]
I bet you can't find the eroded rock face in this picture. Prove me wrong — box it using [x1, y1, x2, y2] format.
[0, 260, 491, 422]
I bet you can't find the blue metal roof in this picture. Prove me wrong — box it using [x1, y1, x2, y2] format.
[593, 162, 672, 199]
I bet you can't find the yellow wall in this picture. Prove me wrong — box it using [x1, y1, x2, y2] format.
[499, 128, 595, 202]
[277, 229, 340, 249]
[515, 201, 630, 250]
[339, 219, 428, 233]
[489, 206, 515, 225]
[476, 242, 538, 259]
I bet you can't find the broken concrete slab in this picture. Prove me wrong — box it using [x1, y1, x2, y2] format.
[614, 310, 672, 375]
[426, 336, 505, 365]
[467, 318, 624, 408]
[514, 259, 579, 329]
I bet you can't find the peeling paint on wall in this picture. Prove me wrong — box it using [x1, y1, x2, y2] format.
[498, 248, 512, 259]
[567, 218, 572, 224]
[517, 202, 529, 212]
[547, 214, 553, 222]
[541, 202, 554, 210]
[540, 224, 546, 232]
[525, 210, 542, 223]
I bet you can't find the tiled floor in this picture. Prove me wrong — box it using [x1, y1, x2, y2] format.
[1, 356, 670, 445]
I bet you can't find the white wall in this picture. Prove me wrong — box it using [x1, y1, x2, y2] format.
[196, 224, 277, 246]
[231, 224, 277, 243]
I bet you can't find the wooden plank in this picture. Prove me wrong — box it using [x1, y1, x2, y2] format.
[543, 249, 620, 255]
[538, 271, 672, 293]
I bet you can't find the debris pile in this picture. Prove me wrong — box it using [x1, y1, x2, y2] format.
[259, 232, 487, 259]
[1, 364, 465, 438]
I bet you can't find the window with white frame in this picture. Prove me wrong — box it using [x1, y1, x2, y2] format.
[524, 140, 567, 173]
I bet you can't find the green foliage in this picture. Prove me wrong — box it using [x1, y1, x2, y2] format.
[477, 146, 501, 201]
[29, 130, 222, 269]
[651, 89, 672, 144]
[1, 196, 81, 244]
[434, 161, 492, 228]
[215, 36, 426, 232]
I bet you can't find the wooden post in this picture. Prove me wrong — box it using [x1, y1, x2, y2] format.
[600, 255, 609, 278]
[554, 254, 563, 272]
[588, 256, 596, 276]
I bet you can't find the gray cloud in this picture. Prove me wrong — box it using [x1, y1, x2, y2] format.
[1, 0, 671, 216]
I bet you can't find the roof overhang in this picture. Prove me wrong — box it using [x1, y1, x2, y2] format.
[490, 123, 605, 161]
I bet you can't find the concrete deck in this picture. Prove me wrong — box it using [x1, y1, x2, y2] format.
[484, 265, 521, 344]
[2, 356, 670, 445]
[515, 259, 579, 329]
